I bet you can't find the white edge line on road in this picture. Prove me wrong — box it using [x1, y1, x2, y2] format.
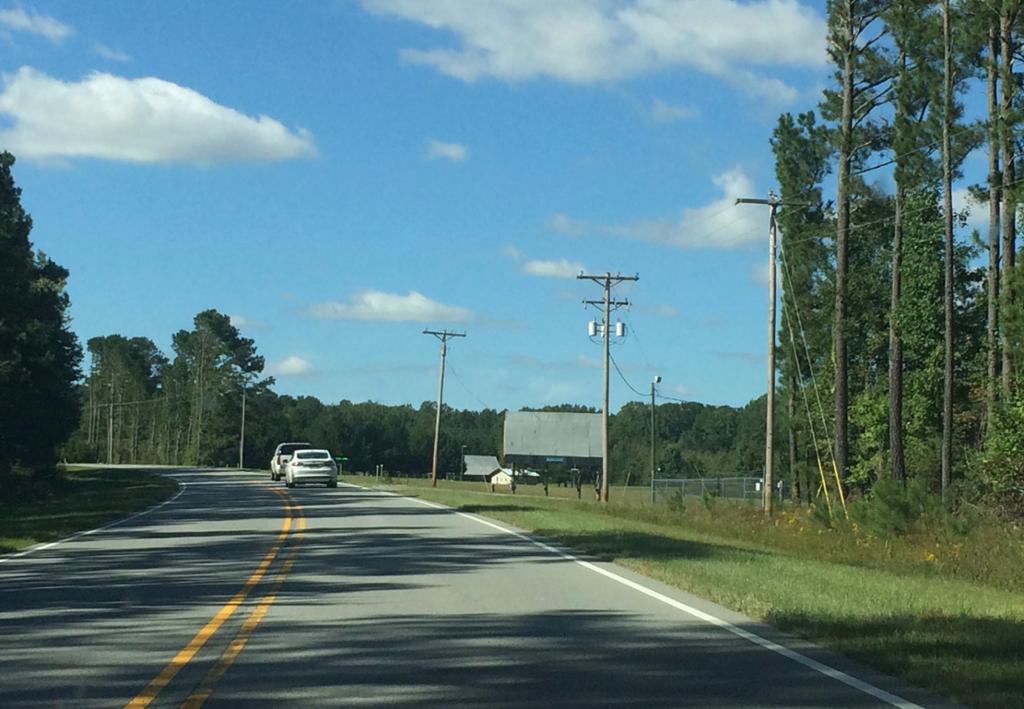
[384, 490, 923, 709]
[0, 478, 188, 565]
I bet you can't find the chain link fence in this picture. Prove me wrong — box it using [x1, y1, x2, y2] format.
[652, 475, 788, 505]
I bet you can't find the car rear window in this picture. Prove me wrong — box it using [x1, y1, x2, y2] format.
[296, 451, 330, 460]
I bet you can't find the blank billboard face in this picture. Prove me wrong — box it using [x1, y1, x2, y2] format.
[503, 411, 602, 458]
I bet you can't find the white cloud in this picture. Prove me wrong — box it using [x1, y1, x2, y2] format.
[308, 290, 472, 322]
[502, 245, 586, 278]
[548, 213, 589, 236]
[501, 244, 524, 260]
[651, 98, 697, 122]
[552, 166, 765, 249]
[267, 355, 318, 377]
[952, 187, 986, 236]
[228, 313, 267, 331]
[0, 67, 317, 164]
[654, 303, 678, 317]
[361, 0, 825, 99]
[522, 258, 586, 279]
[575, 354, 600, 369]
[0, 8, 72, 42]
[426, 138, 468, 161]
[93, 42, 132, 62]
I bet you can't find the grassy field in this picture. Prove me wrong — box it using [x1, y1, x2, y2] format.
[0, 467, 179, 554]
[348, 475, 1024, 709]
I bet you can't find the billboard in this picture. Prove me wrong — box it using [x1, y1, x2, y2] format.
[503, 411, 602, 460]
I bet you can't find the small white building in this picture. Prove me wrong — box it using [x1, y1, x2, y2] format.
[490, 469, 514, 486]
[490, 468, 542, 486]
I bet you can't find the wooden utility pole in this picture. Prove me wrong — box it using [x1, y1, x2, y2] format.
[107, 382, 114, 465]
[423, 329, 466, 487]
[238, 380, 247, 470]
[650, 375, 660, 504]
[579, 271, 638, 502]
[737, 193, 800, 516]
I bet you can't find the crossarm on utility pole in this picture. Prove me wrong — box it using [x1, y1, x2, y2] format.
[423, 329, 466, 488]
[735, 194, 805, 517]
[577, 272, 638, 503]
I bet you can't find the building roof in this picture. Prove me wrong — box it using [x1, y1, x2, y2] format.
[463, 455, 501, 477]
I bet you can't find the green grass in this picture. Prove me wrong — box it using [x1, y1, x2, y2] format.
[349, 475, 1024, 709]
[0, 467, 179, 554]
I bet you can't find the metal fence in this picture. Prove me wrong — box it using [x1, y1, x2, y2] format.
[652, 476, 787, 505]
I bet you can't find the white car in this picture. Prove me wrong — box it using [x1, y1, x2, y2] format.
[270, 442, 312, 481]
[285, 449, 338, 488]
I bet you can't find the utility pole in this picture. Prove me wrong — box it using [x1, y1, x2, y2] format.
[107, 382, 114, 465]
[578, 271, 638, 503]
[423, 329, 466, 487]
[736, 192, 802, 517]
[651, 375, 660, 504]
[238, 379, 247, 470]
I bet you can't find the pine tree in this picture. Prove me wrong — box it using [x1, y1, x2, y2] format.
[0, 152, 82, 495]
[823, 0, 893, 483]
[886, 0, 942, 484]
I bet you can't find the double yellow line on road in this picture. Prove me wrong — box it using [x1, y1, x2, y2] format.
[125, 485, 304, 708]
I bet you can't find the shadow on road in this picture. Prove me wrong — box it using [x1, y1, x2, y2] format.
[0, 471, 974, 708]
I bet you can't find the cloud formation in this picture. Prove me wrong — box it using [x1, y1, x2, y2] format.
[550, 166, 765, 249]
[308, 290, 472, 322]
[522, 258, 586, 279]
[426, 138, 468, 161]
[228, 313, 267, 331]
[502, 245, 587, 279]
[651, 98, 697, 122]
[0, 8, 71, 42]
[361, 0, 825, 98]
[0, 67, 317, 164]
[93, 42, 132, 62]
[267, 356, 318, 377]
[952, 187, 985, 235]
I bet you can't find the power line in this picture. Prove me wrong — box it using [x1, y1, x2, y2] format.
[778, 169, 1024, 250]
[608, 350, 647, 398]
[447, 363, 491, 411]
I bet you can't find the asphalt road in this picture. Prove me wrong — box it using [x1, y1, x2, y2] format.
[0, 468, 955, 708]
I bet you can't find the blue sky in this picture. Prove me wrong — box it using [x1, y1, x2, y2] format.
[0, 1, 985, 412]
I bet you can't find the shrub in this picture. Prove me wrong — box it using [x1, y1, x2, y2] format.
[852, 477, 939, 536]
[701, 487, 718, 512]
[666, 488, 687, 513]
[978, 395, 1024, 517]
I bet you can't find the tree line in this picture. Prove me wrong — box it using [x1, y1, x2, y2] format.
[65, 316, 771, 483]
[769, 0, 1023, 515]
